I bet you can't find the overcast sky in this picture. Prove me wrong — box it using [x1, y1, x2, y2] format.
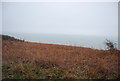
[2, 2, 118, 37]
[0, 2, 2, 34]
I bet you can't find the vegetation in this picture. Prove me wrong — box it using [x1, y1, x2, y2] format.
[105, 39, 117, 50]
[2, 35, 119, 79]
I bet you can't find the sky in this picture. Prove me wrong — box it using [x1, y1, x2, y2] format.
[0, 2, 2, 34]
[1, 0, 119, 2]
[2, 2, 118, 37]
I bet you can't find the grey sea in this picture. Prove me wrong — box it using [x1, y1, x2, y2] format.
[4, 33, 118, 50]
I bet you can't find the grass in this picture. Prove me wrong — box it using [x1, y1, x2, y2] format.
[2, 63, 65, 79]
[3, 62, 118, 79]
[2, 35, 120, 79]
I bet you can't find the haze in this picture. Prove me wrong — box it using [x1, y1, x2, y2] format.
[2, 2, 118, 37]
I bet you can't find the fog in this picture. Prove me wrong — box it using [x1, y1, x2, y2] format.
[0, 2, 2, 34]
[2, 2, 118, 37]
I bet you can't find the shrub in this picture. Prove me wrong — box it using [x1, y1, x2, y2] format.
[105, 39, 116, 50]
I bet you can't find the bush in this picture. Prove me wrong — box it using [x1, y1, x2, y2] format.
[105, 39, 116, 50]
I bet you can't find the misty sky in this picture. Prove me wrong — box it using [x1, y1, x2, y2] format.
[2, 2, 118, 37]
[0, 2, 2, 34]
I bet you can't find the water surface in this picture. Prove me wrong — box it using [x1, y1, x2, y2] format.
[4, 33, 118, 50]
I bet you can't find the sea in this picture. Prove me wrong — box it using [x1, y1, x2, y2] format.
[3, 33, 118, 50]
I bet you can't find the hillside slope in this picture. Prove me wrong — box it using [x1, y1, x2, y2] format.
[2, 35, 119, 79]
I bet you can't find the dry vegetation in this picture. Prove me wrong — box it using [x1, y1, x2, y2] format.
[2, 35, 120, 79]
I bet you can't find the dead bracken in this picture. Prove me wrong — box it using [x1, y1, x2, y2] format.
[2, 35, 119, 79]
